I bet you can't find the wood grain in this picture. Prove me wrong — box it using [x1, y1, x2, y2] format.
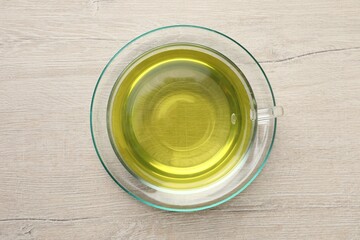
[0, 0, 359, 239]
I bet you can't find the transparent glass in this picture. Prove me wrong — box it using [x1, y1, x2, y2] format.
[90, 25, 283, 212]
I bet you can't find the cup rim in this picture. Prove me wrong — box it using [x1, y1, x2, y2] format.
[107, 42, 258, 189]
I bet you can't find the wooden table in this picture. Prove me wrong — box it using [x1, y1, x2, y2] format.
[1, 0, 359, 239]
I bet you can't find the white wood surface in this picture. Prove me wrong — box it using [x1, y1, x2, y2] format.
[1, 0, 359, 239]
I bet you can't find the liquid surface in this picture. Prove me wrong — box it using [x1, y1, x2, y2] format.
[109, 44, 254, 189]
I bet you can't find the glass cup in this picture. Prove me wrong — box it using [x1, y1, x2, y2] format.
[91, 25, 284, 212]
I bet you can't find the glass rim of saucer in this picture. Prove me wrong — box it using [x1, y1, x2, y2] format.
[90, 24, 277, 212]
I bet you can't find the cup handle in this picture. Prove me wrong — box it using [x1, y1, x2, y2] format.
[257, 106, 284, 121]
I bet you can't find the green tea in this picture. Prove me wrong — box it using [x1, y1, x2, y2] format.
[108, 44, 254, 190]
